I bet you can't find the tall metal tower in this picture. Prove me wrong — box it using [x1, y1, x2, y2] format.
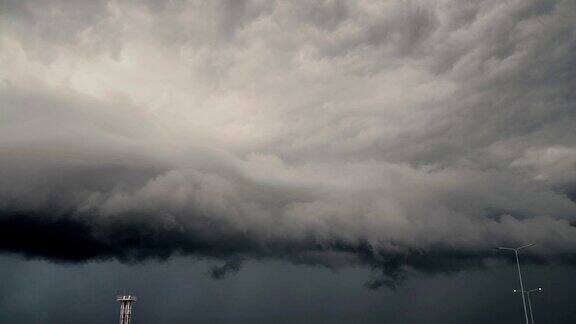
[117, 295, 137, 324]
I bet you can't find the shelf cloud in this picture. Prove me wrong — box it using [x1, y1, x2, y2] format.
[1, 0, 576, 284]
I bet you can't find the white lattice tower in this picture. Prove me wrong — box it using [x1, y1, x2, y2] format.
[117, 295, 137, 324]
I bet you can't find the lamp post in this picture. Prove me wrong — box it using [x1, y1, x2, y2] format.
[497, 243, 534, 324]
[514, 288, 542, 324]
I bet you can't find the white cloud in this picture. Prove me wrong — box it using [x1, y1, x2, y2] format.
[1, 0, 575, 268]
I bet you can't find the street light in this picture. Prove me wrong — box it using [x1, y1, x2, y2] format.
[497, 243, 534, 324]
[514, 288, 542, 324]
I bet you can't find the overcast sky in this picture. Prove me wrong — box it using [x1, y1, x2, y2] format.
[1, 0, 576, 323]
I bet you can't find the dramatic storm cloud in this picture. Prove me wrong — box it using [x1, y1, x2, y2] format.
[1, 0, 576, 282]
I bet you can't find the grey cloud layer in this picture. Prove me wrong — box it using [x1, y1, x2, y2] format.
[1, 0, 576, 278]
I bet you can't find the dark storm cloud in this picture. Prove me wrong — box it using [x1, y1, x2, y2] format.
[1, 0, 576, 285]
